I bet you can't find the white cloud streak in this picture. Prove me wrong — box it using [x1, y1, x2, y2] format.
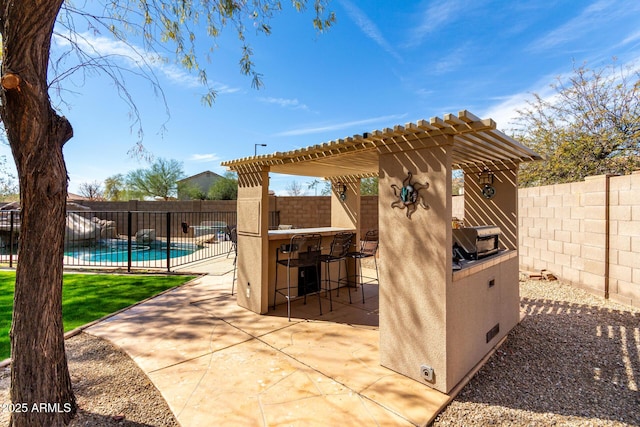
[258, 97, 309, 110]
[406, 0, 465, 47]
[339, 0, 402, 61]
[528, 0, 640, 53]
[482, 51, 640, 131]
[189, 153, 221, 163]
[53, 32, 239, 93]
[274, 113, 408, 137]
[432, 46, 467, 75]
[621, 29, 640, 46]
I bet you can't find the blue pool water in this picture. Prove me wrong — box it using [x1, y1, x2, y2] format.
[65, 240, 199, 263]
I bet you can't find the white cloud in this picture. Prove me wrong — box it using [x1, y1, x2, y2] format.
[339, 0, 402, 61]
[528, 0, 640, 53]
[432, 46, 467, 75]
[189, 153, 220, 162]
[481, 73, 564, 131]
[413, 2, 457, 34]
[213, 83, 241, 95]
[275, 113, 408, 137]
[53, 32, 240, 92]
[406, 0, 468, 47]
[258, 97, 309, 110]
[481, 92, 532, 130]
[483, 52, 640, 131]
[621, 29, 640, 46]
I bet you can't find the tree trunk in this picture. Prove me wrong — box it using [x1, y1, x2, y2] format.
[0, 1, 77, 425]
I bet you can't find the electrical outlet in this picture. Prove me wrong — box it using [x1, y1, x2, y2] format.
[420, 364, 434, 382]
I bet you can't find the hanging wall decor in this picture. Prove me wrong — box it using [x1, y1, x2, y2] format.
[478, 167, 496, 199]
[391, 171, 429, 218]
[333, 181, 347, 201]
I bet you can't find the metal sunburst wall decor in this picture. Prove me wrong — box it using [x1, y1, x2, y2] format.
[391, 171, 430, 218]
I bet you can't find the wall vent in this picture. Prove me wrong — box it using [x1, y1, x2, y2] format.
[486, 323, 500, 343]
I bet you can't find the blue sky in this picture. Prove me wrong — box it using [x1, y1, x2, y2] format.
[3, 0, 640, 196]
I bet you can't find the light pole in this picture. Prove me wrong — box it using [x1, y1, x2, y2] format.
[254, 143, 267, 156]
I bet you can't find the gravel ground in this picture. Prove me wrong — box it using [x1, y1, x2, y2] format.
[0, 333, 178, 427]
[433, 279, 640, 427]
[0, 279, 638, 426]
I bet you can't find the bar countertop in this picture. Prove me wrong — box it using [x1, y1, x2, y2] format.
[267, 227, 356, 240]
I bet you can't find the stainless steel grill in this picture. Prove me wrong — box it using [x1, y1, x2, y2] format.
[453, 225, 501, 260]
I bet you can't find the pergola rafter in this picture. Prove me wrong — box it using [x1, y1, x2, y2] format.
[222, 110, 542, 179]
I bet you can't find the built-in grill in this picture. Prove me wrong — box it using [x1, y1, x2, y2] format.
[453, 225, 501, 260]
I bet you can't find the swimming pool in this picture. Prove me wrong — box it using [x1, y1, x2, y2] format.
[65, 240, 200, 263]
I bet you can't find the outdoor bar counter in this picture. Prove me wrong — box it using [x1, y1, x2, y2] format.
[267, 227, 356, 308]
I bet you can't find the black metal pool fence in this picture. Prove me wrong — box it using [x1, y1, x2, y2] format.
[0, 210, 279, 272]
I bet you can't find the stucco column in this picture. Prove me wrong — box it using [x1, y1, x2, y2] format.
[462, 161, 519, 250]
[235, 167, 270, 314]
[378, 138, 453, 392]
[329, 177, 360, 234]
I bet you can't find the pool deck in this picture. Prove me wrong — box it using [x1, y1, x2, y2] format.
[86, 256, 454, 426]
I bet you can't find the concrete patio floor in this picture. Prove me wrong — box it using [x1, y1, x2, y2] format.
[86, 257, 452, 426]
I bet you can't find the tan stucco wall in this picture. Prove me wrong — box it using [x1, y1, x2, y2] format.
[329, 178, 360, 233]
[378, 141, 453, 392]
[235, 169, 270, 313]
[463, 164, 519, 250]
[447, 252, 519, 388]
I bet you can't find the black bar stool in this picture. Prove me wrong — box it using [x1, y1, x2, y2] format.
[226, 226, 238, 295]
[345, 230, 379, 304]
[319, 232, 355, 311]
[273, 233, 323, 321]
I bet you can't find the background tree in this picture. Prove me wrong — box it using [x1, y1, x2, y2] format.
[307, 179, 331, 196]
[126, 158, 185, 200]
[208, 172, 238, 200]
[77, 181, 104, 200]
[0, 2, 333, 425]
[180, 182, 210, 200]
[104, 174, 127, 201]
[360, 177, 378, 195]
[452, 171, 464, 196]
[514, 60, 640, 187]
[0, 155, 18, 201]
[285, 180, 307, 196]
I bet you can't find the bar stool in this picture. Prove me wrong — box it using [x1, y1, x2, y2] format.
[319, 232, 355, 311]
[273, 233, 323, 321]
[226, 226, 238, 295]
[226, 224, 237, 259]
[345, 229, 379, 304]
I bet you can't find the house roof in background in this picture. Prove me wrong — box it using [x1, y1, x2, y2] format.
[177, 171, 223, 183]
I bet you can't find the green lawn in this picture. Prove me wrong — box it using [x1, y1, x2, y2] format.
[0, 272, 195, 360]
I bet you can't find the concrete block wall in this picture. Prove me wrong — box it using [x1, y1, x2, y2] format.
[76, 200, 238, 238]
[79, 199, 237, 213]
[76, 196, 380, 240]
[608, 172, 640, 307]
[273, 196, 331, 229]
[273, 196, 379, 235]
[360, 196, 379, 234]
[519, 172, 640, 308]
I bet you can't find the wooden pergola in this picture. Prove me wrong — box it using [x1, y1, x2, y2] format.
[223, 110, 540, 179]
[222, 110, 541, 394]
